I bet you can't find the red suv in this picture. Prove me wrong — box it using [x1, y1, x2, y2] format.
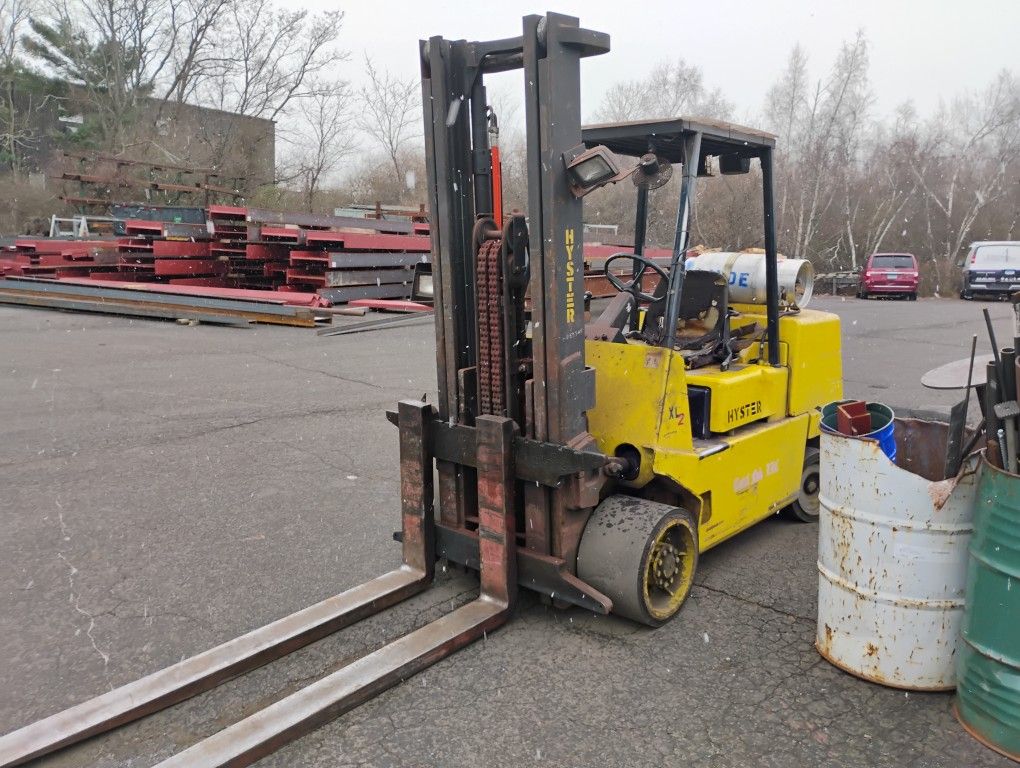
[858, 253, 919, 300]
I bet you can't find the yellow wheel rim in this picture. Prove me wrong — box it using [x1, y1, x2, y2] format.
[642, 518, 697, 621]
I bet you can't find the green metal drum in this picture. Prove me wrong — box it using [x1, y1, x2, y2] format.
[955, 454, 1020, 761]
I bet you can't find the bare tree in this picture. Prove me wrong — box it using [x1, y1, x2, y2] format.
[157, 0, 230, 105]
[595, 58, 732, 122]
[22, 0, 343, 153]
[835, 104, 920, 268]
[201, 0, 343, 121]
[284, 79, 356, 211]
[909, 70, 1020, 290]
[0, 0, 29, 65]
[358, 55, 420, 186]
[765, 45, 808, 237]
[765, 31, 871, 261]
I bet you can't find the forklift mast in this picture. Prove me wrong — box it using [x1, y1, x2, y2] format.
[421, 13, 609, 565]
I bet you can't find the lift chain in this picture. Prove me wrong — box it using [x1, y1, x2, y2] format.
[476, 238, 505, 417]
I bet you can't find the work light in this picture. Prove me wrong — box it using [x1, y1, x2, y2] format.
[563, 144, 628, 197]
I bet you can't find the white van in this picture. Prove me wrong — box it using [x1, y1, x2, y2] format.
[961, 241, 1020, 300]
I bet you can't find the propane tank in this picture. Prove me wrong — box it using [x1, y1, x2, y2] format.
[687, 251, 814, 308]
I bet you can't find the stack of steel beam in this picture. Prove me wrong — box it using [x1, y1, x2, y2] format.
[0, 239, 121, 278]
[231, 208, 430, 300]
[113, 219, 227, 285]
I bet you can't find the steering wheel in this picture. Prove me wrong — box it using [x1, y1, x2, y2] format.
[604, 252, 670, 303]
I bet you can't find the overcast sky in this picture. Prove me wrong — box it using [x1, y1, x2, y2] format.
[323, 0, 1019, 123]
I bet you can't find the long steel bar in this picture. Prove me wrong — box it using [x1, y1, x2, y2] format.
[0, 278, 312, 318]
[0, 400, 437, 768]
[0, 290, 317, 328]
[0, 292, 253, 327]
[316, 313, 434, 338]
[149, 415, 516, 768]
[245, 208, 414, 235]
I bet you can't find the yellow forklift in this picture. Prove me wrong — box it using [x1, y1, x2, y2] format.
[577, 118, 843, 624]
[0, 13, 841, 767]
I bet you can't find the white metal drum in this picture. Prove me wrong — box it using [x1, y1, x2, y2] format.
[816, 419, 977, 690]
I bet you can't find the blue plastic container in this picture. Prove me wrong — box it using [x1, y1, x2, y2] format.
[820, 400, 897, 462]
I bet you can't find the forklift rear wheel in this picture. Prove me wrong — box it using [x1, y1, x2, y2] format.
[785, 446, 821, 522]
[576, 495, 698, 627]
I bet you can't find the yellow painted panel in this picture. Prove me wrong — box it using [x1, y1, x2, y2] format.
[652, 414, 810, 550]
[781, 310, 843, 415]
[586, 339, 692, 485]
[686, 363, 789, 432]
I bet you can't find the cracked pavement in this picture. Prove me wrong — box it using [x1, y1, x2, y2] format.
[0, 297, 1014, 767]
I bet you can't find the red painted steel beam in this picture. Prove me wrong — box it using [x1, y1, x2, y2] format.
[304, 231, 431, 252]
[153, 259, 225, 277]
[53, 277, 329, 306]
[152, 241, 211, 258]
[207, 204, 247, 218]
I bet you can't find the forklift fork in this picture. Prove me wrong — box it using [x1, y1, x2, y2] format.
[0, 401, 518, 768]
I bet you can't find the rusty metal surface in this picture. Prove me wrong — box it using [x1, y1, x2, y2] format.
[477, 238, 505, 416]
[816, 420, 978, 690]
[435, 522, 612, 614]
[894, 417, 976, 484]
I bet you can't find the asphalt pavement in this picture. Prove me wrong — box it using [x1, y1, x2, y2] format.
[0, 295, 1014, 768]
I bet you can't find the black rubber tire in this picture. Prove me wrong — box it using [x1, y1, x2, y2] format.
[577, 495, 699, 627]
[909, 292, 917, 301]
[859, 292, 868, 300]
[784, 446, 821, 523]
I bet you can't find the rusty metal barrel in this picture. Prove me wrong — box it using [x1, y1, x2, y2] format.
[955, 454, 1020, 761]
[817, 419, 977, 690]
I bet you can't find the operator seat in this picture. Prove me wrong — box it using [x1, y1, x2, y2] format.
[587, 269, 741, 370]
[637, 270, 729, 355]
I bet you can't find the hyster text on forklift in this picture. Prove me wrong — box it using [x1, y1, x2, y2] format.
[0, 12, 842, 767]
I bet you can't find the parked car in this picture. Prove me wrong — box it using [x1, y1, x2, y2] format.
[857, 253, 919, 300]
[960, 241, 1020, 300]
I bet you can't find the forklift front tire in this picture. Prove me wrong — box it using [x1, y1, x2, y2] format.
[577, 495, 699, 627]
[785, 446, 821, 522]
